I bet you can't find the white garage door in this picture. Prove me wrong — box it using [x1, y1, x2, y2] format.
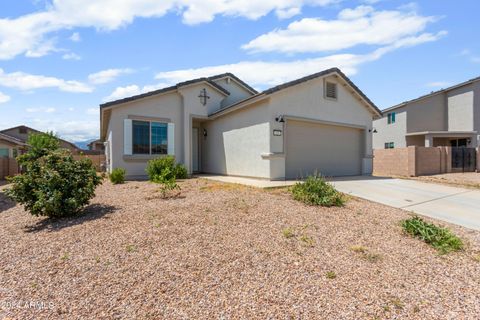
[286, 120, 363, 179]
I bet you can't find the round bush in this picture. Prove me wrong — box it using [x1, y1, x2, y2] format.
[110, 168, 126, 184]
[291, 175, 345, 207]
[6, 150, 102, 218]
[146, 156, 187, 182]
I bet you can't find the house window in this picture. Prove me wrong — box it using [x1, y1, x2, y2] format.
[387, 112, 396, 124]
[19, 127, 27, 134]
[325, 82, 337, 99]
[0, 148, 9, 157]
[132, 120, 168, 155]
[384, 142, 395, 149]
[151, 122, 168, 154]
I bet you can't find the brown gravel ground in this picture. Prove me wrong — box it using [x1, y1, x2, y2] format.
[407, 172, 480, 189]
[1, 179, 480, 319]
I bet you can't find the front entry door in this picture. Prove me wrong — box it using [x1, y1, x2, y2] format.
[192, 128, 199, 172]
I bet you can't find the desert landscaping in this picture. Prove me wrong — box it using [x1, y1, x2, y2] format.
[1, 179, 480, 319]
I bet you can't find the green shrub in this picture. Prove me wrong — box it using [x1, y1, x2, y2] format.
[18, 131, 60, 162]
[402, 216, 463, 254]
[5, 149, 102, 218]
[110, 168, 126, 184]
[146, 156, 187, 182]
[291, 175, 345, 207]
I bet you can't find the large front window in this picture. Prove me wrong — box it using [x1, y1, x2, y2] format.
[132, 120, 168, 155]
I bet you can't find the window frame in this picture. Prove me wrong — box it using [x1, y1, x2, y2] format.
[387, 112, 396, 124]
[131, 120, 168, 156]
[384, 142, 395, 149]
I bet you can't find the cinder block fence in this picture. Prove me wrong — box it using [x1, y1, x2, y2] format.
[373, 146, 480, 177]
[0, 155, 105, 180]
[0, 158, 19, 180]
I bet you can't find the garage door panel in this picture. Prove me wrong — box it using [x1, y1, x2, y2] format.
[286, 120, 362, 179]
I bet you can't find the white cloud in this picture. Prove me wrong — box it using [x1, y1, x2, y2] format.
[62, 52, 81, 60]
[86, 107, 99, 115]
[0, 91, 10, 103]
[0, 68, 92, 93]
[156, 32, 446, 89]
[88, 68, 134, 84]
[242, 5, 443, 54]
[26, 107, 56, 113]
[30, 118, 99, 141]
[460, 49, 480, 63]
[69, 32, 81, 42]
[103, 83, 169, 102]
[426, 81, 451, 88]
[0, 0, 338, 60]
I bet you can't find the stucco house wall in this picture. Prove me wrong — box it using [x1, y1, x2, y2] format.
[373, 108, 407, 149]
[447, 85, 474, 131]
[268, 75, 376, 178]
[106, 92, 184, 177]
[101, 69, 380, 180]
[201, 100, 271, 178]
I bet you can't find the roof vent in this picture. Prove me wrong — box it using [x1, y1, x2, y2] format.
[325, 82, 337, 99]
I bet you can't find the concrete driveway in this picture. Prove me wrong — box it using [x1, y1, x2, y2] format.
[330, 176, 480, 231]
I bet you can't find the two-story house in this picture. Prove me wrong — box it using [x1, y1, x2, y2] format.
[373, 76, 480, 149]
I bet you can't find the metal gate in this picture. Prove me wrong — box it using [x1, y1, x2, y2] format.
[451, 147, 477, 172]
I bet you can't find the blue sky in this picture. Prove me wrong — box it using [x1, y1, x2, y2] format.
[0, 0, 479, 142]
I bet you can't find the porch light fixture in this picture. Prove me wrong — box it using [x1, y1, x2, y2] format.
[275, 116, 285, 123]
[203, 129, 208, 137]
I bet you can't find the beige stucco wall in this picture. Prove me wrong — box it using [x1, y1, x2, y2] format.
[373, 108, 407, 149]
[106, 83, 233, 177]
[106, 92, 184, 177]
[213, 78, 253, 108]
[447, 85, 474, 131]
[104, 73, 377, 179]
[268, 75, 376, 178]
[201, 100, 271, 178]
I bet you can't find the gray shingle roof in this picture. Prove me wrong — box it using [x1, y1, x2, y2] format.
[100, 76, 231, 108]
[210, 67, 381, 117]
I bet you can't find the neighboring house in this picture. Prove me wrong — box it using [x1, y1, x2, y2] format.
[0, 132, 26, 158]
[0, 125, 81, 156]
[100, 68, 381, 180]
[373, 76, 480, 149]
[88, 139, 105, 152]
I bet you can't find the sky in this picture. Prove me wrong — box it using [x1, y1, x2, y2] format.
[0, 0, 479, 143]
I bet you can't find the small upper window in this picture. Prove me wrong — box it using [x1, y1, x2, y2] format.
[19, 127, 27, 134]
[325, 82, 337, 99]
[387, 112, 396, 124]
[384, 142, 395, 149]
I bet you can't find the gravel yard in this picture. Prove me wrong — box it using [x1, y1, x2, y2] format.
[410, 172, 480, 189]
[1, 179, 480, 319]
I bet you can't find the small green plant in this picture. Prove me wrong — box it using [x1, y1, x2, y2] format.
[61, 253, 70, 261]
[364, 252, 383, 263]
[291, 174, 345, 207]
[126, 244, 136, 253]
[299, 234, 315, 247]
[402, 216, 463, 254]
[326, 271, 336, 279]
[350, 245, 367, 253]
[146, 156, 187, 182]
[109, 167, 126, 184]
[282, 227, 295, 239]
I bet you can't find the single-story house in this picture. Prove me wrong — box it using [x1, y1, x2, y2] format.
[373, 76, 480, 149]
[88, 139, 105, 152]
[0, 125, 81, 157]
[100, 68, 381, 180]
